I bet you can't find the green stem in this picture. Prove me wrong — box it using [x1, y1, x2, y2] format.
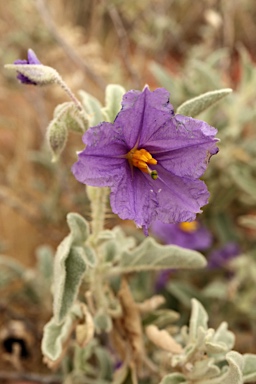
[87, 186, 109, 240]
[55, 75, 83, 111]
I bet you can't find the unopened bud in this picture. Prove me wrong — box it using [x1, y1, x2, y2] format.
[47, 119, 68, 162]
[5, 64, 60, 86]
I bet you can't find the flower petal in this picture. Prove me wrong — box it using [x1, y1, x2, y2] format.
[116, 87, 174, 148]
[110, 163, 209, 233]
[146, 115, 218, 153]
[110, 167, 158, 233]
[72, 122, 127, 187]
[27, 48, 41, 64]
[152, 164, 210, 224]
[145, 115, 218, 179]
[151, 221, 212, 250]
[156, 142, 218, 179]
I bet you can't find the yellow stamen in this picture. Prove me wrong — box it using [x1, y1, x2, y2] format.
[127, 148, 158, 179]
[179, 221, 199, 233]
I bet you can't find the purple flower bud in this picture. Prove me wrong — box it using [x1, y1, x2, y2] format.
[14, 49, 42, 85]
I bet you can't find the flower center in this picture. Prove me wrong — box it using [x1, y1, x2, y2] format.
[127, 148, 158, 179]
[179, 221, 199, 233]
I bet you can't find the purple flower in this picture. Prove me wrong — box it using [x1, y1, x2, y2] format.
[151, 220, 212, 250]
[14, 49, 42, 85]
[72, 87, 219, 234]
[207, 242, 240, 269]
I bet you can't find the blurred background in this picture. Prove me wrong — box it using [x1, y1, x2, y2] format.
[1, 0, 256, 381]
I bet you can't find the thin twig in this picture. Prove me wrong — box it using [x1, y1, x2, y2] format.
[34, 0, 107, 90]
[0, 371, 62, 384]
[107, 4, 141, 88]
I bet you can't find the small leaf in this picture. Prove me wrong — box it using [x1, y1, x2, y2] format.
[102, 84, 126, 122]
[67, 212, 90, 244]
[242, 354, 256, 383]
[186, 359, 220, 381]
[116, 238, 206, 273]
[159, 373, 187, 384]
[53, 238, 87, 323]
[188, 299, 208, 343]
[42, 304, 82, 362]
[53, 101, 89, 133]
[205, 341, 228, 354]
[211, 322, 235, 352]
[222, 351, 243, 384]
[176, 88, 232, 117]
[78, 90, 103, 126]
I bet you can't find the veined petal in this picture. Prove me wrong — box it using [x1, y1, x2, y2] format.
[82, 121, 126, 150]
[152, 164, 210, 225]
[110, 163, 209, 233]
[72, 152, 126, 187]
[110, 166, 158, 233]
[116, 87, 174, 148]
[72, 122, 127, 187]
[146, 115, 218, 154]
[156, 141, 218, 179]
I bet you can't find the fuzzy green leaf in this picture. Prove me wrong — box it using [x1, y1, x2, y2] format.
[53, 237, 87, 323]
[116, 238, 206, 273]
[42, 305, 82, 361]
[159, 373, 187, 384]
[102, 84, 126, 122]
[186, 359, 220, 381]
[188, 299, 208, 343]
[67, 212, 90, 244]
[78, 90, 103, 126]
[201, 352, 243, 384]
[211, 322, 235, 352]
[221, 351, 243, 384]
[176, 88, 232, 117]
[242, 354, 256, 382]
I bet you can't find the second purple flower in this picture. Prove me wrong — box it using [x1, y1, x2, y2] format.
[72, 87, 219, 234]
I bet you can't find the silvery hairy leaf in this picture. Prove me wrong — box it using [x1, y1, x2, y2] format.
[67, 212, 90, 245]
[188, 298, 208, 343]
[102, 84, 126, 122]
[115, 238, 206, 273]
[242, 353, 256, 382]
[79, 90, 104, 126]
[42, 304, 82, 361]
[176, 88, 232, 117]
[53, 235, 87, 323]
[159, 373, 187, 384]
